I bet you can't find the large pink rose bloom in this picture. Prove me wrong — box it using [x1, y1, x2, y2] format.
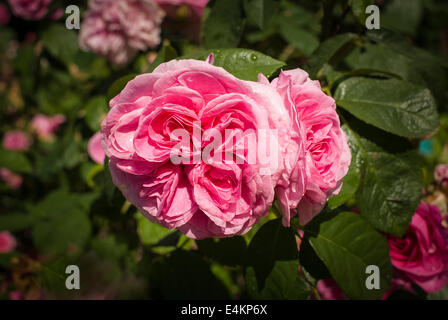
[7, 0, 52, 20]
[0, 231, 16, 253]
[30, 114, 65, 139]
[2, 130, 31, 151]
[387, 202, 448, 293]
[79, 0, 165, 67]
[0, 3, 10, 25]
[88, 132, 106, 164]
[102, 58, 294, 239]
[266, 69, 351, 226]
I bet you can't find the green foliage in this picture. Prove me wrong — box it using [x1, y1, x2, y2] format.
[335, 77, 439, 138]
[181, 48, 285, 81]
[202, 0, 245, 49]
[304, 211, 392, 299]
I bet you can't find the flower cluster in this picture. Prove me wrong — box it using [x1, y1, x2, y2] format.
[101, 57, 351, 239]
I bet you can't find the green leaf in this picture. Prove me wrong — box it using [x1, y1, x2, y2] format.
[428, 286, 448, 300]
[135, 212, 175, 247]
[246, 260, 311, 299]
[146, 45, 178, 73]
[202, 0, 245, 49]
[345, 43, 427, 87]
[31, 191, 92, 255]
[107, 74, 137, 102]
[152, 250, 229, 299]
[91, 235, 128, 262]
[180, 48, 285, 81]
[246, 219, 298, 291]
[197, 237, 247, 266]
[85, 96, 108, 132]
[335, 77, 439, 138]
[304, 33, 358, 79]
[305, 211, 392, 299]
[0, 213, 37, 232]
[279, 25, 319, 56]
[0, 149, 32, 174]
[327, 158, 360, 209]
[41, 24, 79, 64]
[343, 124, 423, 236]
[349, 0, 374, 25]
[382, 0, 423, 36]
[244, 0, 279, 29]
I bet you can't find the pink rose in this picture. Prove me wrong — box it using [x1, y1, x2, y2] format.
[7, 0, 52, 20]
[0, 231, 16, 253]
[79, 0, 165, 66]
[102, 58, 293, 239]
[0, 3, 10, 25]
[387, 202, 448, 293]
[2, 130, 31, 151]
[30, 114, 65, 139]
[0, 168, 23, 189]
[88, 132, 106, 164]
[266, 69, 351, 226]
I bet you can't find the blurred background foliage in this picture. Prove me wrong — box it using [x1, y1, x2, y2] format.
[0, 0, 447, 300]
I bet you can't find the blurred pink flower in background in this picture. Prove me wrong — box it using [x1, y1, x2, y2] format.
[316, 279, 346, 300]
[0, 231, 16, 253]
[0, 3, 10, 25]
[435, 164, 448, 191]
[79, 0, 165, 66]
[30, 114, 65, 140]
[2, 130, 31, 151]
[387, 202, 448, 293]
[155, 0, 209, 16]
[7, 0, 52, 20]
[0, 168, 23, 189]
[88, 132, 105, 164]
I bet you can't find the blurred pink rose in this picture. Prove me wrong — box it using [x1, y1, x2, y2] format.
[30, 114, 65, 139]
[266, 69, 351, 226]
[435, 164, 448, 191]
[0, 168, 23, 189]
[2, 130, 31, 151]
[7, 0, 52, 20]
[317, 279, 346, 300]
[0, 231, 16, 253]
[88, 132, 105, 164]
[79, 0, 165, 66]
[0, 3, 10, 25]
[387, 202, 448, 293]
[156, 0, 209, 16]
[102, 58, 293, 239]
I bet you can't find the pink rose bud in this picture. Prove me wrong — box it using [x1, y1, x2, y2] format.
[88, 132, 105, 164]
[387, 202, 448, 293]
[265, 69, 351, 226]
[79, 0, 165, 66]
[30, 114, 65, 139]
[2, 130, 31, 151]
[0, 231, 17, 253]
[0, 3, 10, 25]
[102, 58, 297, 239]
[0, 168, 23, 189]
[7, 0, 52, 20]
